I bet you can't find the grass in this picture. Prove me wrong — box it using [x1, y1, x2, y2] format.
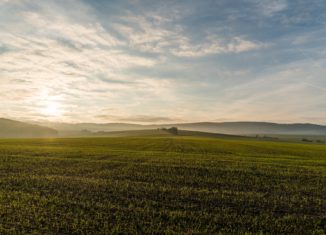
[0, 136, 325, 234]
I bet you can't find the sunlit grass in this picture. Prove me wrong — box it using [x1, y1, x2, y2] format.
[0, 136, 325, 234]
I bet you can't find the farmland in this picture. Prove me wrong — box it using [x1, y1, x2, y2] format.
[0, 136, 325, 234]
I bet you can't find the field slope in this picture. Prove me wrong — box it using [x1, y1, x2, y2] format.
[0, 118, 58, 138]
[0, 136, 325, 234]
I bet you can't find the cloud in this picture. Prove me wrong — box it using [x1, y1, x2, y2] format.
[250, 0, 288, 17]
[0, 1, 166, 122]
[112, 13, 265, 57]
[171, 36, 265, 57]
[23, 11, 121, 49]
[1, 0, 325, 124]
[96, 114, 181, 124]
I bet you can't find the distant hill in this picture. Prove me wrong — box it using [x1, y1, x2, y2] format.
[91, 129, 172, 137]
[74, 128, 248, 139]
[0, 118, 58, 138]
[38, 121, 326, 136]
[172, 122, 326, 135]
[36, 122, 145, 136]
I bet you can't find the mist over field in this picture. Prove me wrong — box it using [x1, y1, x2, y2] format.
[2, 117, 326, 138]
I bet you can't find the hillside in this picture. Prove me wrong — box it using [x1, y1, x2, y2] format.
[92, 129, 172, 137]
[90, 128, 248, 139]
[0, 118, 58, 138]
[37, 122, 146, 136]
[38, 121, 326, 136]
[171, 122, 326, 135]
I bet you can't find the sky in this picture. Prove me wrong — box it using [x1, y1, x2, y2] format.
[0, 0, 326, 124]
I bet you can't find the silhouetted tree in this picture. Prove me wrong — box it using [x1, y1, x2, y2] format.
[168, 127, 178, 135]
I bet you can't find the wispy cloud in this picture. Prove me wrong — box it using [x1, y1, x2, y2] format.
[96, 114, 181, 124]
[0, 0, 325, 124]
[253, 0, 288, 17]
[112, 13, 265, 57]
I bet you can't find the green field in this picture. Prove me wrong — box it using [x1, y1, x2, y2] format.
[0, 136, 325, 234]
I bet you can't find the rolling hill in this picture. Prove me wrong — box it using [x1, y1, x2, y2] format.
[3, 118, 326, 137]
[0, 118, 58, 138]
[37, 121, 326, 136]
[172, 122, 326, 135]
[87, 128, 248, 139]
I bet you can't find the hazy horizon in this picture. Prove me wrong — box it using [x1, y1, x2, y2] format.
[2, 116, 326, 127]
[1, 0, 325, 124]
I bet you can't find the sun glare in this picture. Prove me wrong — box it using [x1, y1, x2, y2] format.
[42, 102, 63, 117]
[38, 89, 64, 119]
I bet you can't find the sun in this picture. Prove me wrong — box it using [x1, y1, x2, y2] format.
[38, 89, 65, 119]
[42, 102, 63, 117]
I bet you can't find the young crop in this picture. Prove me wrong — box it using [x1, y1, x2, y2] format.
[0, 137, 325, 234]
